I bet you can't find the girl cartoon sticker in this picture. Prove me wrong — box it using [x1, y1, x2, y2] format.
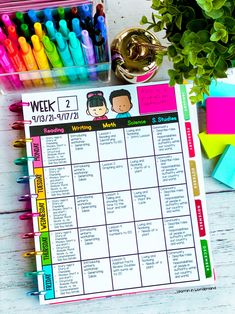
[86, 91, 109, 121]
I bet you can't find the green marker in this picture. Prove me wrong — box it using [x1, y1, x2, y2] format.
[42, 36, 68, 84]
[16, 12, 25, 24]
[57, 7, 65, 20]
[68, 32, 87, 80]
[21, 24, 30, 41]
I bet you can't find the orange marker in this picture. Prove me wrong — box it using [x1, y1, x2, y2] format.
[7, 25, 19, 47]
[31, 35, 54, 86]
[18, 36, 43, 87]
[4, 38, 33, 88]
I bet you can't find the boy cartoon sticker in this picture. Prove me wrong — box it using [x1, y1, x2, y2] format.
[86, 91, 109, 120]
[109, 89, 133, 118]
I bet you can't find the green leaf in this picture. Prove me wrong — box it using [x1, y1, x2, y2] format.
[196, 0, 213, 12]
[168, 45, 177, 58]
[140, 15, 148, 25]
[210, 31, 222, 41]
[175, 14, 182, 30]
[215, 56, 228, 72]
[197, 30, 210, 43]
[204, 8, 224, 18]
[217, 17, 235, 34]
[214, 21, 226, 31]
[188, 51, 197, 65]
[186, 19, 208, 32]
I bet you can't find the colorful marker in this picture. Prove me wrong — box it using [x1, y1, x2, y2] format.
[81, 30, 96, 79]
[18, 36, 43, 87]
[55, 32, 77, 81]
[34, 22, 45, 41]
[80, 4, 92, 20]
[4, 38, 33, 88]
[44, 8, 54, 23]
[28, 10, 40, 24]
[57, 7, 65, 20]
[42, 35, 68, 84]
[8, 25, 19, 47]
[45, 21, 56, 41]
[70, 7, 79, 19]
[72, 18, 82, 38]
[21, 24, 31, 42]
[2, 14, 14, 28]
[59, 19, 70, 40]
[0, 45, 23, 89]
[96, 16, 107, 42]
[94, 3, 106, 25]
[68, 32, 87, 80]
[15, 12, 25, 25]
[31, 35, 54, 86]
[0, 27, 7, 43]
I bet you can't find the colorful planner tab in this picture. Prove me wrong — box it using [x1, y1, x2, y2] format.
[206, 97, 235, 134]
[37, 200, 48, 232]
[201, 240, 212, 278]
[40, 232, 52, 266]
[180, 84, 190, 121]
[185, 122, 195, 157]
[189, 160, 200, 196]
[212, 145, 235, 189]
[42, 266, 55, 300]
[195, 200, 206, 237]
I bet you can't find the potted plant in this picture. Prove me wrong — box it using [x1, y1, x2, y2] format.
[141, 0, 235, 103]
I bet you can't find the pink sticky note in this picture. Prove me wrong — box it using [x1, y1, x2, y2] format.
[206, 97, 235, 134]
[137, 84, 177, 114]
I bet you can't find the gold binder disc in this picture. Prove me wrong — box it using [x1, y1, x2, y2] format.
[111, 27, 164, 83]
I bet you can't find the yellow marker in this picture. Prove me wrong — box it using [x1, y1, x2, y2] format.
[18, 36, 43, 87]
[34, 22, 45, 41]
[31, 35, 54, 86]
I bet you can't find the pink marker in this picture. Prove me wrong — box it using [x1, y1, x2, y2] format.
[0, 45, 22, 89]
[0, 27, 7, 43]
[1, 14, 14, 28]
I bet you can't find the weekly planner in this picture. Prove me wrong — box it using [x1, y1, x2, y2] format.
[21, 81, 214, 304]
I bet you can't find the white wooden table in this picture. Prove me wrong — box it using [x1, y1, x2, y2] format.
[0, 1, 234, 313]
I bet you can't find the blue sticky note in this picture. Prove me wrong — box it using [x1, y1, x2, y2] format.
[201, 80, 235, 107]
[212, 145, 235, 189]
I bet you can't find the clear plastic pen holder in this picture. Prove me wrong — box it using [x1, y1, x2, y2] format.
[0, 0, 110, 94]
[0, 62, 111, 94]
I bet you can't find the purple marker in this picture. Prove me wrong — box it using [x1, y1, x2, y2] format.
[2, 14, 14, 28]
[0, 27, 7, 43]
[81, 30, 97, 80]
[0, 45, 22, 89]
[81, 30, 96, 64]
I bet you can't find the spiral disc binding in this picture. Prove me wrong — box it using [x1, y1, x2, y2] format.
[19, 212, 40, 220]
[9, 101, 30, 113]
[11, 120, 32, 130]
[10, 94, 44, 298]
[13, 138, 32, 148]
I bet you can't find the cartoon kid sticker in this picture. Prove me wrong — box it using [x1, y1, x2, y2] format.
[109, 89, 133, 118]
[86, 91, 109, 120]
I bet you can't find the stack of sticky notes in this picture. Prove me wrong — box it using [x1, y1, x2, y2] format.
[198, 91, 235, 189]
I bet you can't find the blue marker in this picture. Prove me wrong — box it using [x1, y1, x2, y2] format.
[55, 32, 77, 81]
[80, 4, 92, 20]
[28, 10, 40, 24]
[59, 19, 70, 40]
[72, 18, 82, 38]
[96, 16, 107, 42]
[45, 21, 57, 41]
[68, 32, 87, 80]
[44, 8, 54, 23]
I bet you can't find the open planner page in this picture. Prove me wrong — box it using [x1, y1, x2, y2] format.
[22, 82, 215, 305]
